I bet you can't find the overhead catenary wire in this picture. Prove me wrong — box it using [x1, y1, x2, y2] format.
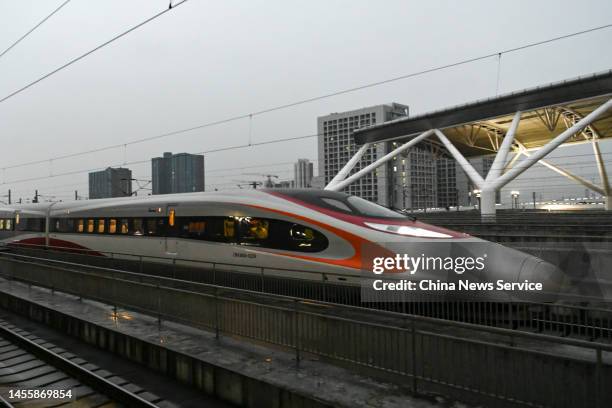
[0, 0, 189, 106]
[0, 0, 71, 60]
[2, 139, 610, 188]
[2, 21, 611, 172]
[0, 132, 321, 185]
[1, 123, 612, 187]
[7, 160, 607, 197]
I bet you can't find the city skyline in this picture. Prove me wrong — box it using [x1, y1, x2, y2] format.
[1, 1, 611, 205]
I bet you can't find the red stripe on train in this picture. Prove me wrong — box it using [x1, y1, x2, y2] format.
[10, 237, 104, 257]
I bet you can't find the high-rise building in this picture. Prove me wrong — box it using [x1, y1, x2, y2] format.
[388, 142, 457, 210]
[318, 103, 409, 205]
[88, 167, 132, 199]
[436, 155, 458, 208]
[294, 159, 314, 188]
[152, 152, 205, 195]
[318, 103, 459, 209]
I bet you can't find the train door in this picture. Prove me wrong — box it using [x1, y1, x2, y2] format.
[165, 205, 178, 255]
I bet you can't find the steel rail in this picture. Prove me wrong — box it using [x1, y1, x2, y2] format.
[0, 320, 158, 408]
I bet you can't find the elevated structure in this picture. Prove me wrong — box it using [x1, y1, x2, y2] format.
[326, 70, 612, 216]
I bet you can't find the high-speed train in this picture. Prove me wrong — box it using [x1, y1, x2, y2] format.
[0, 189, 566, 300]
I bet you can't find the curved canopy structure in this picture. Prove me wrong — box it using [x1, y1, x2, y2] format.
[326, 70, 612, 216]
[353, 70, 612, 152]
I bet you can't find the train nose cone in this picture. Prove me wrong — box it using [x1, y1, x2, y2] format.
[518, 255, 566, 302]
[480, 243, 566, 302]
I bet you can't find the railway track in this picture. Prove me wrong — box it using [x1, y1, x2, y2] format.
[0, 318, 168, 408]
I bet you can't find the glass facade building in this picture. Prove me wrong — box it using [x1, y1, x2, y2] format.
[318, 103, 458, 209]
[294, 159, 314, 188]
[152, 152, 205, 195]
[317, 103, 409, 205]
[88, 167, 132, 199]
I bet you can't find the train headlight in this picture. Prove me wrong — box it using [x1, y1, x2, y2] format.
[364, 222, 452, 238]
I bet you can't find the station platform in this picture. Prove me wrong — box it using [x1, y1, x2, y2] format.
[0, 277, 447, 408]
[415, 209, 612, 242]
[1, 254, 611, 407]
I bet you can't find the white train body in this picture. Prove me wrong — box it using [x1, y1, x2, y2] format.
[0, 189, 565, 296]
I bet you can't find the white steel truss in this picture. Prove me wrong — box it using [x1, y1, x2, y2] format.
[324, 98, 612, 215]
[325, 130, 434, 192]
[326, 143, 371, 189]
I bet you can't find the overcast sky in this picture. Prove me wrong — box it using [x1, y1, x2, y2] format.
[1, 0, 611, 203]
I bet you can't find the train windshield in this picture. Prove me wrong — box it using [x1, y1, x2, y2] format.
[272, 190, 407, 219]
[346, 196, 403, 218]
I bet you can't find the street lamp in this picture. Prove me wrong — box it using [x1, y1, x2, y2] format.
[472, 189, 481, 209]
[511, 190, 520, 209]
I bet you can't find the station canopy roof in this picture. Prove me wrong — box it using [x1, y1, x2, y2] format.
[353, 70, 612, 157]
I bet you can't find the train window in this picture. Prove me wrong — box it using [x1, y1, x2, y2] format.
[224, 219, 235, 239]
[77, 219, 84, 233]
[239, 218, 269, 245]
[347, 196, 404, 218]
[233, 218, 328, 252]
[321, 198, 352, 213]
[109, 219, 117, 234]
[201, 217, 236, 242]
[0, 220, 4, 230]
[179, 219, 206, 239]
[172, 216, 326, 251]
[276, 190, 407, 219]
[87, 219, 94, 233]
[53, 218, 74, 233]
[120, 219, 129, 234]
[146, 218, 157, 235]
[98, 219, 105, 234]
[133, 218, 144, 236]
[189, 221, 206, 234]
[5, 219, 12, 230]
[285, 222, 327, 252]
[290, 224, 315, 242]
[157, 217, 169, 236]
[16, 218, 44, 232]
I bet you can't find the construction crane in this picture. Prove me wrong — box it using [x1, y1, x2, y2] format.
[243, 173, 279, 188]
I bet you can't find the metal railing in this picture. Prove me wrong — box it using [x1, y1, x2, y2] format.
[0, 253, 610, 407]
[4, 243, 612, 344]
